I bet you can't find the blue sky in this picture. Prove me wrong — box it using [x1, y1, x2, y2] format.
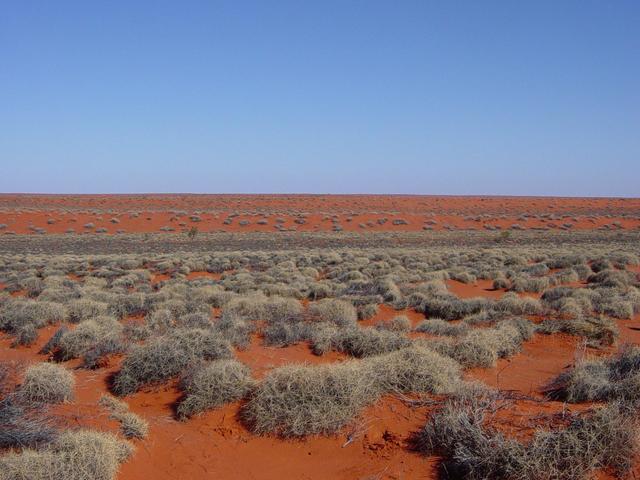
[1, 1, 638, 195]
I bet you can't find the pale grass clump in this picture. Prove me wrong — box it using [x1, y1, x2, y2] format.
[177, 360, 254, 419]
[99, 395, 148, 439]
[242, 345, 461, 437]
[0, 430, 133, 480]
[112, 328, 232, 395]
[20, 363, 75, 404]
[538, 315, 618, 348]
[242, 361, 375, 437]
[417, 395, 638, 480]
[415, 318, 468, 337]
[57, 316, 123, 361]
[376, 315, 411, 332]
[332, 327, 411, 357]
[430, 319, 534, 368]
[67, 299, 108, 323]
[545, 345, 640, 404]
[308, 298, 357, 327]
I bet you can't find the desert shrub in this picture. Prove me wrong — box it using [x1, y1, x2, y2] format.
[263, 296, 303, 324]
[594, 295, 634, 319]
[462, 309, 508, 325]
[107, 293, 148, 319]
[546, 345, 640, 404]
[146, 308, 173, 332]
[356, 303, 379, 320]
[262, 321, 309, 347]
[541, 286, 576, 303]
[450, 271, 476, 284]
[538, 315, 618, 348]
[492, 293, 542, 315]
[366, 345, 461, 394]
[511, 275, 550, 293]
[553, 269, 580, 284]
[307, 322, 339, 355]
[221, 294, 268, 321]
[591, 258, 613, 273]
[11, 323, 38, 346]
[82, 337, 127, 369]
[19, 363, 74, 404]
[588, 269, 632, 289]
[0, 362, 58, 449]
[376, 315, 411, 333]
[177, 312, 211, 329]
[39, 326, 69, 355]
[308, 298, 357, 327]
[112, 328, 232, 395]
[122, 321, 150, 342]
[492, 277, 509, 289]
[99, 395, 148, 439]
[177, 360, 254, 419]
[333, 327, 410, 357]
[68, 299, 108, 323]
[242, 362, 371, 437]
[57, 316, 123, 361]
[0, 430, 133, 480]
[431, 319, 534, 368]
[213, 312, 255, 348]
[573, 263, 593, 280]
[0, 396, 57, 449]
[415, 318, 468, 337]
[242, 345, 460, 437]
[375, 277, 403, 303]
[416, 397, 637, 480]
[419, 296, 487, 321]
[0, 300, 67, 335]
[22, 277, 45, 297]
[191, 285, 235, 308]
[307, 282, 334, 300]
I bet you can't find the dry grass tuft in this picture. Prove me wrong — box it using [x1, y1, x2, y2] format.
[19, 363, 74, 404]
[99, 395, 148, 439]
[0, 430, 133, 480]
[177, 360, 254, 419]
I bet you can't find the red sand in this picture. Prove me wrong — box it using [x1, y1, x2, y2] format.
[2, 305, 615, 480]
[1, 194, 638, 234]
[0, 328, 436, 480]
[1, 194, 639, 478]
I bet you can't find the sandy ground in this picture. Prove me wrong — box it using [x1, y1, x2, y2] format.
[1, 194, 639, 479]
[3, 271, 640, 479]
[1, 194, 638, 234]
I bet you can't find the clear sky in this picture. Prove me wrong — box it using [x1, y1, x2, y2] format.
[1, 1, 638, 196]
